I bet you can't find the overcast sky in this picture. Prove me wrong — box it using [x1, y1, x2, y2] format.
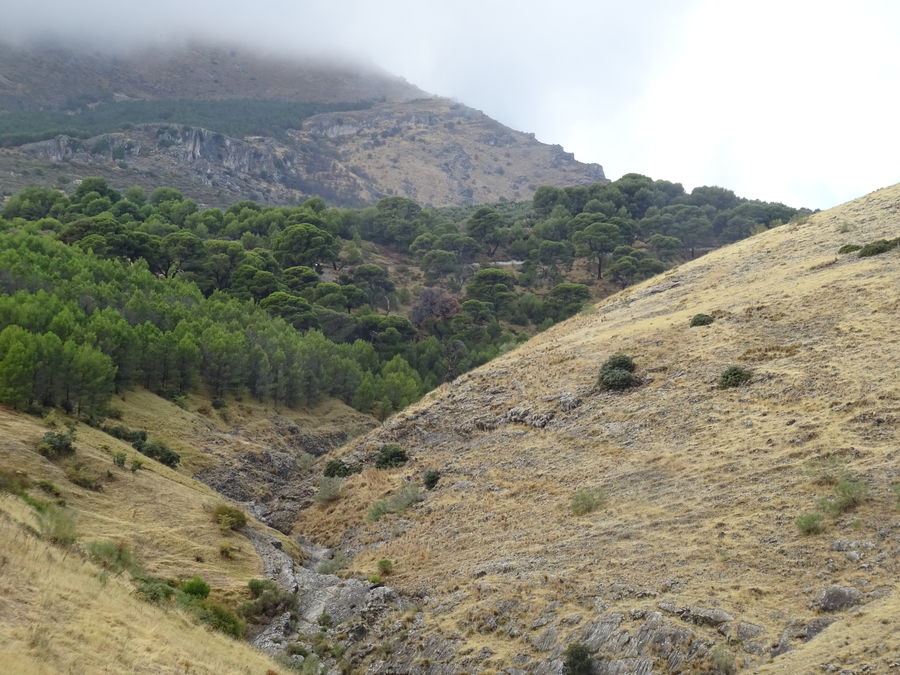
[5, 0, 900, 209]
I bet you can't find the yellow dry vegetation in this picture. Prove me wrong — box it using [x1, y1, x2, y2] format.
[0, 499, 281, 674]
[297, 184, 900, 670]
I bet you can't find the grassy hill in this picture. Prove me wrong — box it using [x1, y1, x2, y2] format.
[292, 184, 900, 671]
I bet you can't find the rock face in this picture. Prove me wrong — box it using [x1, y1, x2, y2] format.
[1, 43, 606, 207]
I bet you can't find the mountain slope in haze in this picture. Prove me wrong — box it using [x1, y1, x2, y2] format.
[296, 185, 900, 672]
[0, 42, 606, 207]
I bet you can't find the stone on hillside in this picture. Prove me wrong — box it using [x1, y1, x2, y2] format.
[812, 585, 862, 612]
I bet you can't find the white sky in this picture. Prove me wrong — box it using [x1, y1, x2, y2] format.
[5, 0, 900, 209]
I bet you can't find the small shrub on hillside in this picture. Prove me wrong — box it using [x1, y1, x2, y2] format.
[130, 458, 143, 472]
[709, 644, 737, 674]
[211, 397, 227, 410]
[690, 313, 714, 327]
[113, 451, 126, 468]
[212, 503, 247, 532]
[892, 483, 900, 509]
[248, 578, 277, 598]
[88, 540, 137, 574]
[717, 365, 752, 389]
[135, 577, 176, 603]
[571, 488, 606, 516]
[317, 552, 351, 575]
[314, 476, 342, 504]
[838, 244, 861, 254]
[858, 238, 898, 257]
[819, 479, 868, 517]
[598, 354, 637, 390]
[562, 642, 593, 674]
[377, 559, 394, 576]
[374, 444, 408, 469]
[64, 460, 103, 491]
[136, 440, 181, 468]
[38, 429, 76, 460]
[795, 512, 825, 535]
[423, 469, 441, 490]
[598, 368, 635, 390]
[368, 574, 383, 585]
[323, 459, 360, 478]
[179, 576, 211, 599]
[36, 479, 62, 498]
[602, 354, 635, 373]
[239, 581, 295, 622]
[368, 485, 423, 522]
[192, 600, 246, 639]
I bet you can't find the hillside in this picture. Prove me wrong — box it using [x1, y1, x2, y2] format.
[0, 42, 606, 207]
[293, 184, 900, 672]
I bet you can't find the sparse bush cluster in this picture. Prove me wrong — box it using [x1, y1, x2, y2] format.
[212, 503, 247, 532]
[102, 424, 180, 468]
[239, 579, 296, 623]
[374, 444, 408, 469]
[717, 365, 752, 389]
[38, 428, 76, 460]
[598, 354, 637, 390]
[423, 469, 441, 490]
[368, 485, 422, 522]
[690, 313, 714, 327]
[857, 238, 899, 257]
[323, 459, 360, 478]
[314, 476, 343, 504]
[570, 488, 606, 516]
[796, 464, 870, 535]
[317, 552, 351, 575]
[562, 642, 592, 674]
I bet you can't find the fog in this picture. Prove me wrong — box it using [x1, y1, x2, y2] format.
[4, 0, 899, 209]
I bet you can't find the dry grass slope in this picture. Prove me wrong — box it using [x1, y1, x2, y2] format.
[296, 184, 900, 671]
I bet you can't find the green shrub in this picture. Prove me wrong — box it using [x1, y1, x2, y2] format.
[135, 577, 175, 603]
[718, 365, 752, 389]
[690, 313, 714, 327]
[377, 559, 394, 576]
[598, 367, 635, 390]
[211, 397, 227, 410]
[602, 354, 635, 372]
[423, 469, 441, 490]
[562, 642, 592, 675]
[212, 503, 247, 532]
[180, 576, 211, 599]
[838, 244, 861, 254]
[819, 479, 868, 517]
[87, 540, 137, 574]
[317, 611, 333, 628]
[571, 488, 606, 516]
[239, 579, 295, 621]
[130, 458, 143, 473]
[892, 483, 900, 509]
[858, 238, 898, 257]
[368, 574, 383, 584]
[113, 452, 126, 468]
[36, 479, 62, 498]
[374, 444, 408, 469]
[323, 459, 360, 478]
[38, 429, 76, 460]
[317, 552, 351, 575]
[192, 600, 245, 639]
[368, 485, 423, 522]
[795, 512, 825, 535]
[314, 476, 342, 504]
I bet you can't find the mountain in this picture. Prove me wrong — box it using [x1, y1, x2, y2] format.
[294, 184, 900, 672]
[0, 42, 606, 207]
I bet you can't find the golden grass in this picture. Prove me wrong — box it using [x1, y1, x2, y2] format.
[0, 502, 282, 674]
[296, 183, 900, 669]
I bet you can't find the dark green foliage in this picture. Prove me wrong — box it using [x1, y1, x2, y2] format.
[374, 444, 408, 469]
[858, 238, 898, 257]
[64, 460, 103, 491]
[113, 451, 126, 468]
[38, 429, 76, 460]
[212, 503, 247, 532]
[562, 642, 593, 674]
[192, 600, 246, 639]
[248, 578, 277, 598]
[601, 354, 635, 372]
[598, 354, 636, 390]
[838, 244, 861, 254]
[179, 576, 211, 599]
[323, 459, 360, 478]
[423, 469, 441, 490]
[718, 365, 752, 389]
[239, 579, 296, 622]
[135, 577, 176, 603]
[690, 313, 714, 327]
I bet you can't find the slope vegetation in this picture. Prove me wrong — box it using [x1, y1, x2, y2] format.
[297, 185, 900, 672]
